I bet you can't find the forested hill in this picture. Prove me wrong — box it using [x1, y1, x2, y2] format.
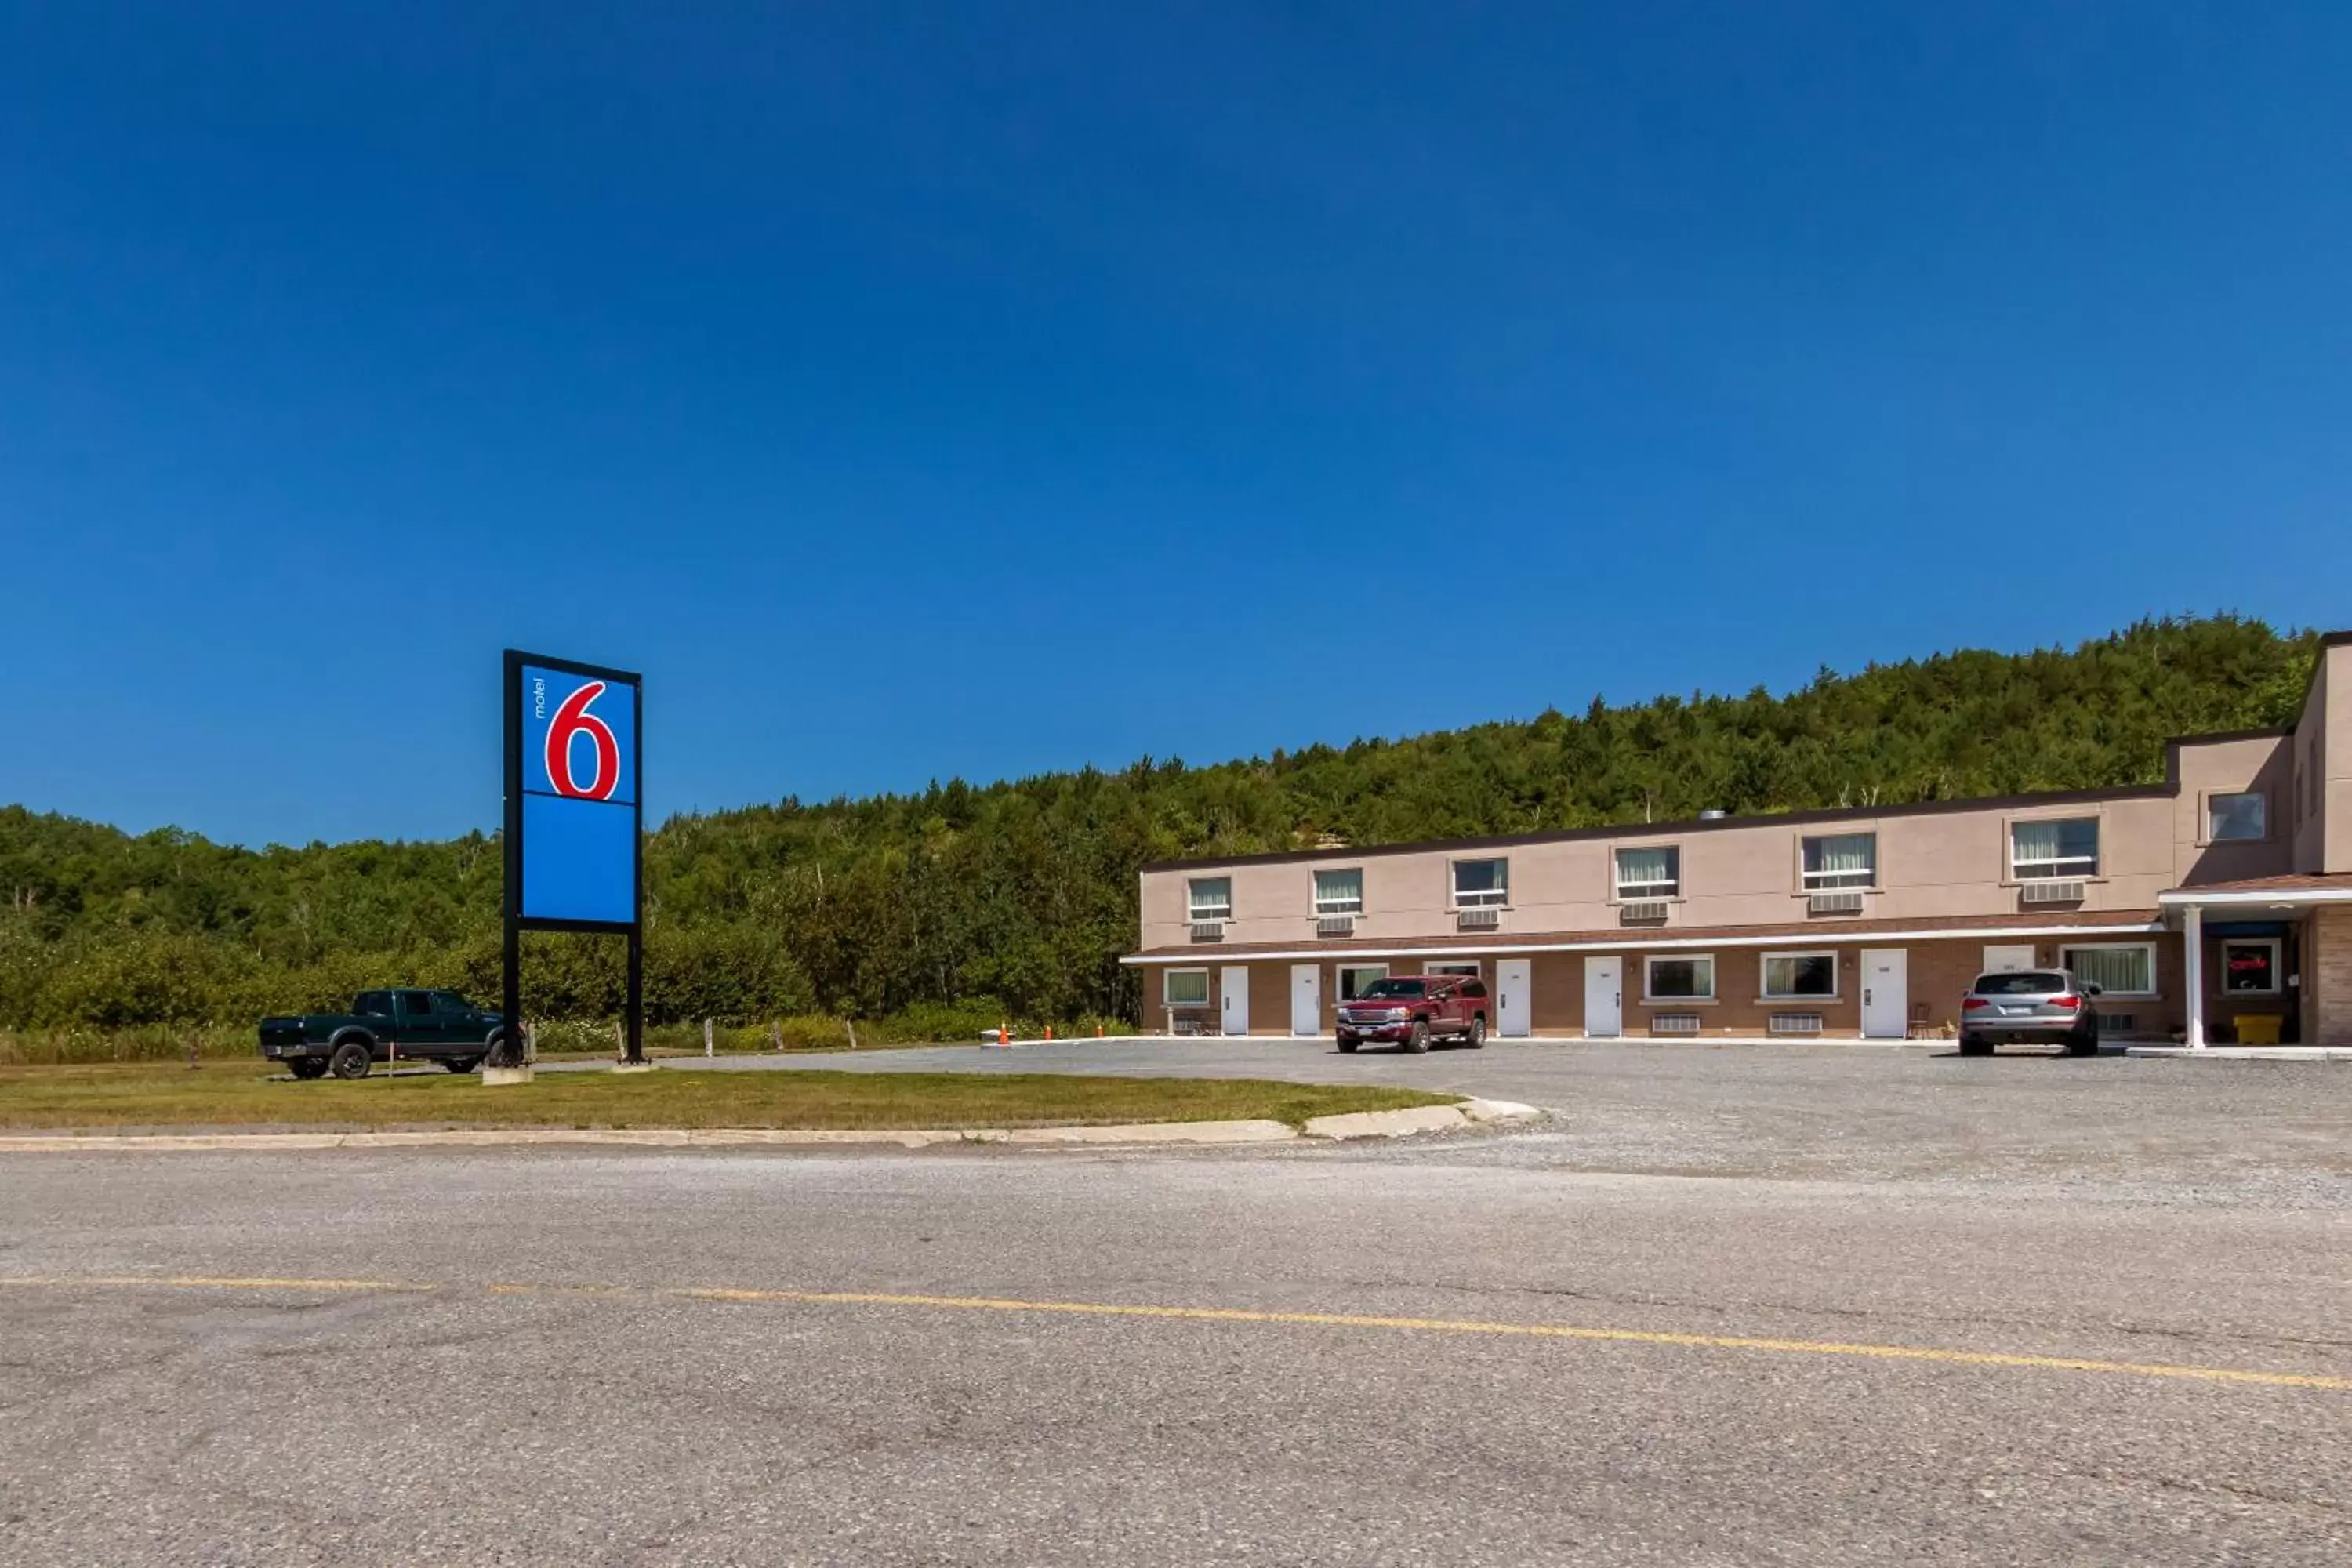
[0, 616, 2320, 1033]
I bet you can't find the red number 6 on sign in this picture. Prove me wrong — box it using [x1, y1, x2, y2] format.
[544, 681, 620, 800]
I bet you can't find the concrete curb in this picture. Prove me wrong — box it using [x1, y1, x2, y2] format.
[2124, 1046, 2352, 1062]
[0, 1105, 1544, 1156]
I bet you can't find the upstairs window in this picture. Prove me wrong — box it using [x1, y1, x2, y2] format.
[1614, 846, 1681, 900]
[1186, 877, 1232, 921]
[1801, 833, 1876, 891]
[2207, 792, 2267, 842]
[2010, 818, 2099, 880]
[1453, 858, 1508, 908]
[1313, 869, 1364, 916]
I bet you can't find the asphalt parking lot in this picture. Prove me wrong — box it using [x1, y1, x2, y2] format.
[5, 1045, 2348, 1565]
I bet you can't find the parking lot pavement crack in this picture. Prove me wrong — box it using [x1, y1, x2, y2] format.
[2063, 1463, 2350, 1520]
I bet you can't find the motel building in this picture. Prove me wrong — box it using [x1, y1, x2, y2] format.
[1124, 634, 2352, 1051]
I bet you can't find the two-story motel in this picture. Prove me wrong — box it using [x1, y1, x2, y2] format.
[1125, 633, 2352, 1048]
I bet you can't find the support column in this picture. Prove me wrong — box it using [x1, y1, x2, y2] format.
[2183, 903, 2205, 1050]
[2314, 905, 2352, 1050]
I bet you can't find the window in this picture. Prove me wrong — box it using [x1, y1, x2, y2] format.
[1460, 980, 1488, 999]
[1453, 858, 1508, 908]
[1644, 955, 1715, 1000]
[1338, 965, 1388, 1001]
[1313, 869, 1364, 915]
[2207, 792, 2267, 842]
[397, 989, 436, 1017]
[1186, 877, 1232, 921]
[2010, 818, 2099, 880]
[1761, 952, 1838, 999]
[432, 991, 472, 1014]
[1359, 978, 1429, 999]
[1615, 846, 1681, 900]
[1426, 962, 1481, 977]
[355, 992, 394, 1017]
[1164, 969, 1211, 1007]
[1801, 833, 1875, 891]
[2061, 944, 2156, 998]
[2220, 939, 2281, 995]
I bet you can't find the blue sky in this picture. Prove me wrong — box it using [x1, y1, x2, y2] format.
[4, 2, 2347, 847]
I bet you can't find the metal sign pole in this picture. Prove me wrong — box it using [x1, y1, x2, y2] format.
[502, 649, 524, 1074]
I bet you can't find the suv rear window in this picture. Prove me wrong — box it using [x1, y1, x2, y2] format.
[1973, 972, 2068, 996]
[1359, 979, 1428, 999]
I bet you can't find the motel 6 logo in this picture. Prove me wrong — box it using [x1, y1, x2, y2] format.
[543, 680, 622, 800]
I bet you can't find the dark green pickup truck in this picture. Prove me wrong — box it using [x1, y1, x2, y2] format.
[258, 989, 511, 1080]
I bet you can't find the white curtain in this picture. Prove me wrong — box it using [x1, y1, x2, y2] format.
[1617, 848, 1674, 892]
[1188, 879, 1231, 919]
[1316, 870, 1363, 912]
[2011, 821, 2064, 865]
[1166, 971, 1210, 1007]
[1806, 833, 1873, 887]
[2065, 946, 2150, 995]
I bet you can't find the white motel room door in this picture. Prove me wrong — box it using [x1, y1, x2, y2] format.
[1861, 949, 1909, 1038]
[1584, 956, 1622, 1038]
[1290, 964, 1321, 1036]
[1221, 966, 1250, 1036]
[1497, 959, 1533, 1037]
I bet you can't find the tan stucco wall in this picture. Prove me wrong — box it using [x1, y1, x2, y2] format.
[1143, 786, 2238, 955]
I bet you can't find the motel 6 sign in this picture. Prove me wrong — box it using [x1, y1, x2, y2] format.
[506, 652, 642, 931]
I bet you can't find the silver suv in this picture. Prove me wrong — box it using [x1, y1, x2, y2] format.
[1958, 969, 2103, 1057]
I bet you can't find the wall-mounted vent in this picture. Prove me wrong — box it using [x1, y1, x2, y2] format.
[1316, 914, 1356, 938]
[1618, 899, 1669, 925]
[1457, 907, 1501, 931]
[1189, 920, 1225, 942]
[1807, 891, 1865, 916]
[2096, 1012, 2137, 1035]
[2020, 880, 2086, 906]
[1769, 1012, 1825, 1035]
[1649, 1012, 1702, 1035]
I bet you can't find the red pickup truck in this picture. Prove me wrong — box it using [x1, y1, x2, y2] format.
[1335, 975, 1489, 1053]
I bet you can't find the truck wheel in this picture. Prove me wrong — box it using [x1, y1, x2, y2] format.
[1403, 1020, 1431, 1054]
[1336, 1034, 1359, 1054]
[485, 1031, 519, 1069]
[1467, 1016, 1487, 1049]
[441, 1057, 483, 1074]
[287, 1058, 328, 1080]
[328, 1040, 372, 1080]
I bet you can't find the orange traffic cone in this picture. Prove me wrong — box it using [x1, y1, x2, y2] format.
[1044, 1025, 1054, 1040]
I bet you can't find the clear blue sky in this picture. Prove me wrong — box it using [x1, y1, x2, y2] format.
[5, 3, 2347, 847]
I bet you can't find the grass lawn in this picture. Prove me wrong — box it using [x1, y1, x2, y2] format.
[0, 1060, 1457, 1134]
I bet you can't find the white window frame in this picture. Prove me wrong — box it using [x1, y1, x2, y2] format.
[1337, 964, 1389, 1002]
[1425, 961, 1482, 977]
[1186, 877, 1232, 921]
[2205, 791, 2267, 844]
[1312, 868, 1365, 916]
[1614, 845, 1682, 902]
[2059, 942, 2158, 1000]
[2218, 937, 2283, 996]
[1163, 968, 1211, 1007]
[2009, 816, 2100, 881]
[1759, 949, 1839, 1001]
[1643, 953, 1716, 1003]
[1452, 857, 1509, 909]
[1798, 833, 1877, 891]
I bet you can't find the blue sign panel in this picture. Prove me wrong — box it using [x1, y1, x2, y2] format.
[514, 661, 640, 927]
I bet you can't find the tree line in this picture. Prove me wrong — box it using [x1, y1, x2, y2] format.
[0, 615, 2318, 1033]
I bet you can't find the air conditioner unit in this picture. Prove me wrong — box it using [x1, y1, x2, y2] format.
[2019, 880, 2085, 906]
[1189, 920, 1225, 942]
[1618, 899, 1668, 925]
[1316, 914, 1356, 938]
[1457, 906, 1501, 931]
[1807, 890, 1865, 916]
[1649, 1012, 1702, 1035]
[1769, 1012, 1825, 1035]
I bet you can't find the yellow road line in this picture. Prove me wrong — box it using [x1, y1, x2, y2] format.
[5, 1274, 2343, 1392]
[673, 1287, 2352, 1392]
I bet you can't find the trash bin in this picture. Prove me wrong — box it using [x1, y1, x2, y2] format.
[2235, 1014, 2283, 1046]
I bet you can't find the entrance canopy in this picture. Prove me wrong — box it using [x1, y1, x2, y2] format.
[2157, 874, 2352, 1048]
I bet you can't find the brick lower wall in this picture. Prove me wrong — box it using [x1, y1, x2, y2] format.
[2311, 906, 2352, 1047]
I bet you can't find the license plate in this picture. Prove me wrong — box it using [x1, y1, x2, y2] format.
[2000, 1006, 2030, 1016]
